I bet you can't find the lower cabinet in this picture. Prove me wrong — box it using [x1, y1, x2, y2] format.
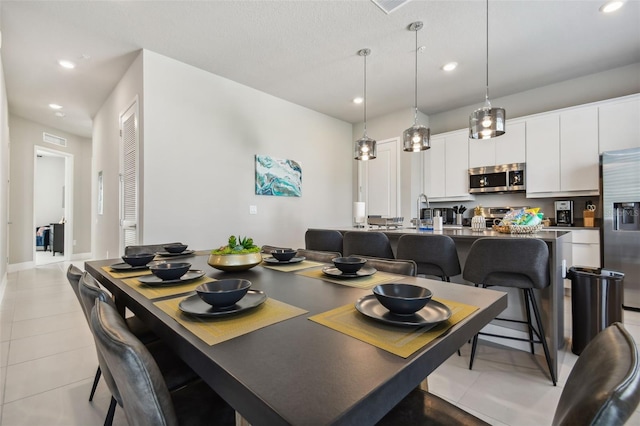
[570, 229, 601, 268]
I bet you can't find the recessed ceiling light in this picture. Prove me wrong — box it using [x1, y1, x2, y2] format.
[49, 103, 63, 110]
[54, 112, 66, 117]
[442, 62, 458, 72]
[58, 60, 76, 69]
[353, 97, 364, 104]
[600, 1, 624, 13]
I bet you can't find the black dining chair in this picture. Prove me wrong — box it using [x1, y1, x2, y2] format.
[78, 272, 201, 425]
[355, 255, 417, 276]
[343, 231, 394, 259]
[463, 238, 556, 385]
[296, 248, 342, 263]
[379, 322, 640, 426]
[90, 298, 235, 426]
[396, 234, 461, 281]
[305, 229, 344, 253]
[124, 242, 182, 255]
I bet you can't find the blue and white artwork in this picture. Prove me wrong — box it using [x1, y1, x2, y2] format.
[255, 155, 302, 197]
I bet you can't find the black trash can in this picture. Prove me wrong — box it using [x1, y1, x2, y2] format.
[568, 266, 624, 355]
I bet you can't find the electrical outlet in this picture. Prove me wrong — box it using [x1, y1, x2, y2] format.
[249, 205, 258, 215]
[73, 239, 77, 246]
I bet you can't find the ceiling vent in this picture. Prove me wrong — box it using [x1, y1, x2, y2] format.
[371, 0, 413, 14]
[43, 132, 67, 147]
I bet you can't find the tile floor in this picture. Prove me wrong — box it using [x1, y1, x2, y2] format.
[0, 260, 639, 425]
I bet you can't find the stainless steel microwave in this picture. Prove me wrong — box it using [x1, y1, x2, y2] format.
[468, 163, 526, 194]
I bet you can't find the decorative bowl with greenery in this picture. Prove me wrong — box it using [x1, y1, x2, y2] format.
[208, 235, 262, 272]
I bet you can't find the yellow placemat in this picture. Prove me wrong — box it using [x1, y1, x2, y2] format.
[262, 260, 324, 272]
[308, 298, 479, 358]
[101, 265, 153, 279]
[155, 296, 308, 346]
[296, 268, 401, 289]
[122, 276, 215, 299]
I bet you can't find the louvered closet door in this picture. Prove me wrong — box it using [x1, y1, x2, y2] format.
[119, 100, 139, 254]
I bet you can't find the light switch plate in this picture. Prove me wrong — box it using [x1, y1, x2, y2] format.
[249, 205, 257, 215]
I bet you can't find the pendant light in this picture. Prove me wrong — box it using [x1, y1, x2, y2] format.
[403, 21, 430, 152]
[354, 48, 376, 161]
[469, 0, 505, 140]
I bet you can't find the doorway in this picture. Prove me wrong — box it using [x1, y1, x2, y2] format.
[33, 146, 73, 265]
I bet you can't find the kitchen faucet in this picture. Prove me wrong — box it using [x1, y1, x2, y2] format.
[417, 193, 430, 220]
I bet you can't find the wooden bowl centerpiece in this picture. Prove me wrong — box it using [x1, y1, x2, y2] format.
[208, 235, 262, 272]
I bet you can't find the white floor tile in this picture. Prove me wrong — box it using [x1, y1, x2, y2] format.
[3, 346, 97, 403]
[10, 310, 86, 340]
[0, 342, 8, 368]
[0, 366, 6, 405]
[7, 326, 93, 365]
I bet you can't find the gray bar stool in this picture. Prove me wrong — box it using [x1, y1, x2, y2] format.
[463, 238, 556, 386]
[305, 229, 344, 253]
[396, 234, 461, 281]
[343, 231, 394, 259]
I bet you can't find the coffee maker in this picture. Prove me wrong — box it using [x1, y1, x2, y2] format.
[555, 200, 574, 226]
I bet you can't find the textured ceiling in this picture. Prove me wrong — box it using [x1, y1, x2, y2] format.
[1, 0, 639, 138]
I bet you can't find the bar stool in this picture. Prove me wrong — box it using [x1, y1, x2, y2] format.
[463, 238, 556, 386]
[343, 231, 394, 259]
[305, 229, 343, 253]
[396, 234, 461, 281]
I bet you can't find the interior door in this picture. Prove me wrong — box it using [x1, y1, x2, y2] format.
[365, 138, 400, 217]
[119, 100, 139, 254]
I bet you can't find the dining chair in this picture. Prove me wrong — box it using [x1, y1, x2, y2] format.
[396, 234, 461, 281]
[356, 255, 417, 276]
[90, 298, 235, 426]
[463, 238, 556, 385]
[78, 272, 200, 425]
[296, 248, 342, 263]
[261, 244, 289, 253]
[343, 231, 394, 259]
[124, 242, 182, 255]
[305, 229, 344, 253]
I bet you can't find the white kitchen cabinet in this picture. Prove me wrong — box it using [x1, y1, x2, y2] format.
[526, 114, 560, 194]
[469, 121, 526, 168]
[599, 95, 640, 153]
[560, 106, 599, 192]
[571, 229, 601, 268]
[526, 106, 599, 197]
[424, 130, 474, 201]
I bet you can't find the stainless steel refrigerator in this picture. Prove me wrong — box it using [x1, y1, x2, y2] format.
[602, 147, 640, 310]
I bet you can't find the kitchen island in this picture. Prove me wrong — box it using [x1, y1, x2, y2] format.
[321, 226, 572, 379]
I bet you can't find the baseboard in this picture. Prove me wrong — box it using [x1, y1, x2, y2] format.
[0, 273, 7, 306]
[8, 261, 35, 273]
[71, 252, 92, 261]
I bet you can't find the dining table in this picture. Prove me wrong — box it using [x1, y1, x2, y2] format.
[86, 252, 507, 425]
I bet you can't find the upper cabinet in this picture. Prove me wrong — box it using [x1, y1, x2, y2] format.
[424, 129, 475, 201]
[469, 121, 526, 168]
[599, 95, 640, 153]
[526, 105, 599, 198]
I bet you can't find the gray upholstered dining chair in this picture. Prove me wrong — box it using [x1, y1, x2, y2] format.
[396, 234, 461, 281]
[78, 272, 201, 425]
[463, 238, 556, 385]
[296, 248, 342, 263]
[90, 298, 235, 426]
[124, 242, 182, 255]
[343, 231, 394, 259]
[356, 255, 417, 276]
[379, 322, 640, 425]
[305, 229, 344, 253]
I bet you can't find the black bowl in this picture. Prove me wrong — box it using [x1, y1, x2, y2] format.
[196, 279, 251, 307]
[271, 249, 296, 262]
[332, 257, 367, 274]
[164, 243, 188, 254]
[121, 253, 155, 267]
[149, 262, 191, 280]
[373, 283, 433, 315]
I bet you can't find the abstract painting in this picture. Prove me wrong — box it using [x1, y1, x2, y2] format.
[255, 155, 302, 197]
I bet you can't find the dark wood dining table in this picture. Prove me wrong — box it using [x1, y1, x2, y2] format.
[86, 253, 507, 425]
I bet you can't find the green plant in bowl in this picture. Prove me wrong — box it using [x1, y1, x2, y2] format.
[208, 235, 262, 271]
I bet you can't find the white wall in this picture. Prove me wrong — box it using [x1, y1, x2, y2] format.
[8, 115, 92, 264]
[0, 53, 9, 287]
[141, 50, 352, 251]
[34, 155, 65, 226]
[92, 53, 143, 260]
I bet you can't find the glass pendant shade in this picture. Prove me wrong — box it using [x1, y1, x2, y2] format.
[355, 135, 377, 160]
[469, 103, 505, 139]
[403, 123, 430, 152]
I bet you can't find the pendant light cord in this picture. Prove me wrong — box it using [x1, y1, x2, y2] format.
[364, 52, 368, 136]
[414, 24, 418, 124]
[485, 0, 489, 103]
